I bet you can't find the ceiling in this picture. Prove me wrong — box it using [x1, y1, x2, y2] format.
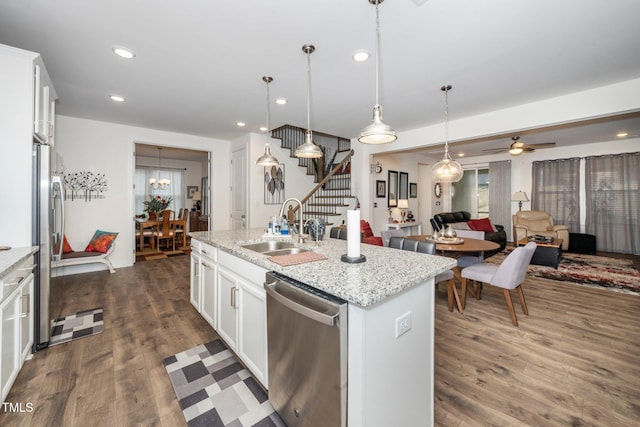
[1, 0, 640, 158]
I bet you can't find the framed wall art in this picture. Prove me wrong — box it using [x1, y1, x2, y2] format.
[376, 180, 386, 198]
[187, 186, 198, 198]
[399, 172, 409, 200]
[410, 182, 417, 198]
[388, 170, 398, 207]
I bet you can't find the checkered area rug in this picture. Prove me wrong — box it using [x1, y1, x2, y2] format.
[164, 339, 285, 427]
[49, 308, 104, 347]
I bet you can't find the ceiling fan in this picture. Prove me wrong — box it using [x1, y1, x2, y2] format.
[483, 136, 556, 156]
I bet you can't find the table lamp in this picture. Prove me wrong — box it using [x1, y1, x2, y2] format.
[512, 191, 529, 211]
[192, 191, 202, 211]
[398, 199, 409, 223]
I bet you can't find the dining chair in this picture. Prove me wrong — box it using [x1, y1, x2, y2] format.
[460, 242, 536, 326]
[388, 236, 462, 313]
[157, 209, 176, 251]
[174, 208, 189, 248]
[454, 229, 486, 267]
[380, 229, 404, 247]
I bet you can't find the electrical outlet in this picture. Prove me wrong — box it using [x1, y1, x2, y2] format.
[395, 311, 412, 338]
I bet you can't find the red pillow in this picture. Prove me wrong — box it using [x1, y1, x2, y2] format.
[360, 220, 374, 238]
[62, 235, 74, 254]
[467, 218, 497, 233]
[85, 230, 119, 253]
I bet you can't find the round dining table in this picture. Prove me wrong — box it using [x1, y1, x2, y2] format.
[405, 235, 500, 311]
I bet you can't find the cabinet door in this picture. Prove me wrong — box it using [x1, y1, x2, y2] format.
[1, 290, 20, 402]
[238, 281, 267, 387]
[19, 274, 34, 362]
[33, 64, 51, 143]
[216, 267, 238, 351]
[189, 253, 201, 310]
[200, 259, 217, 328]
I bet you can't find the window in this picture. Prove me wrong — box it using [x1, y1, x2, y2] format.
[452, 167, 489, 218]
[135, 167, 185, 214]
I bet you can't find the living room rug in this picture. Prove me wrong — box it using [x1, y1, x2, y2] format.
[49, 307, 104, 346]
[164, 339, 285, 427]
[485, 250, 640, 294]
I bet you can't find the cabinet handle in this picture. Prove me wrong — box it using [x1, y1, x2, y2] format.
[22, 293, 30, 316]
[231, 286, 236, 307]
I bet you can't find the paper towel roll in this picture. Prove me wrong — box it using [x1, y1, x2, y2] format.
[347, 210, 360, 258]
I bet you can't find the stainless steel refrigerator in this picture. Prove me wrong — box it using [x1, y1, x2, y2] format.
[31, 141, 65, 351]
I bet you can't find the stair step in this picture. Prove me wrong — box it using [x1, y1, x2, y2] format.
[307, 203, 350, 207]
[304, 211, 341, 216]
[315, 195, 355, 199]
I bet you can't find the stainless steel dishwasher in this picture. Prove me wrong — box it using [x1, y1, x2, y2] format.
[264, 271, 348, 427]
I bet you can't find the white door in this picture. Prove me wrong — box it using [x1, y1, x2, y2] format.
[231, 146, 247, 230]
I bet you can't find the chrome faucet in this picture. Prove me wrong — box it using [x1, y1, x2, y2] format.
[279, 197, 308, 243]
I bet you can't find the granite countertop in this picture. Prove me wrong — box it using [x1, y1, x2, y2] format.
[189, 228, 456, 307]
[0, 246, 38, 281]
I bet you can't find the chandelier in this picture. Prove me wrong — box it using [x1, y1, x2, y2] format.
[149, 147, 170, 190]
[431, 85, 463, 183]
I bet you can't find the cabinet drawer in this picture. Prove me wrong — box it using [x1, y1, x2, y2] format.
[200, 243, 217, 262]
[218, 251, 267, 287]
[1, 263, 35, 302]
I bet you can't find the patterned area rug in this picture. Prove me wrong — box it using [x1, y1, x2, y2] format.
[164, 339, 285, 427]
[49, 308, 104, 346]
[486, 250, 640, 294]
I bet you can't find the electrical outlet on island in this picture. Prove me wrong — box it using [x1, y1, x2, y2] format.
[395, 311, 412, 338]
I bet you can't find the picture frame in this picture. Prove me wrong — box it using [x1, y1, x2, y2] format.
[399, 172, 409, 200]
[187, 186, 198, 199]
[388, 170, 398, 207]
[410, 182, 417, 198]
[376, 180, 386, 198]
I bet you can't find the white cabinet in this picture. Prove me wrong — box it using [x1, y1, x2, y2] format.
[189, 251, 201, 310]
[33, 60, 57, 145]
[216, 251, 268, 386]
[0, 258, 35, 403]
[200, 248, 217, 329]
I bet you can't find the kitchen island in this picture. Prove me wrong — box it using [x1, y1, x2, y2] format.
[189, 228, 456, 427]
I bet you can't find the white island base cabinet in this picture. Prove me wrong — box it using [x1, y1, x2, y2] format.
[347, 278, 435, 427]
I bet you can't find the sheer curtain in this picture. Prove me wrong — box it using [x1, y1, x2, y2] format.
[135, 167, 184, 214]
[531, 157, 580, 232]
[585, 152, 640, 254]
[488, 160, 511, 240]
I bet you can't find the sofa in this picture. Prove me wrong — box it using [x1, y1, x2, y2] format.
[432, 211, 506, 257]
[513, 210, 569, 250]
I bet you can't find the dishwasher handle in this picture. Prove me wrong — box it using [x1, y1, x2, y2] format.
[265, 281, 339, 327]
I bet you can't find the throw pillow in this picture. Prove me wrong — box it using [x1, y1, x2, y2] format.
[85, 230, 119, 254]
[360, 220, 374, 238]
[467, 218, 497, 233]
[62, 235, 74, 254]
[450, 222, 471, 230]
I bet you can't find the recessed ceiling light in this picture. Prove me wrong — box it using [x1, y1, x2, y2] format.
[457, 153, 465, 157]
[616, 132, 628, 138]
[352, 49, 370, 62]
[275, 98, 287, 105]
[259, 126, 267, 132]
[112, 46, 135, 59]
[237, 122, 246, 127]
[110, 94, 126, 102]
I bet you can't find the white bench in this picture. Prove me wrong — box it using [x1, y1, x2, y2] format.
[52, 244, 116, 273]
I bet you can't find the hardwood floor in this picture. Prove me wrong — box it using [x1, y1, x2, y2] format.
[1, 254, 639, 426]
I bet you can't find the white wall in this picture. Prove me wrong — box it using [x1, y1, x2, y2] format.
[53, 115, 230, 273]
[240, 132, 318, 229]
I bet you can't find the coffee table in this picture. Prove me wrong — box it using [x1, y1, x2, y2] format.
[517, 237, 563, 268]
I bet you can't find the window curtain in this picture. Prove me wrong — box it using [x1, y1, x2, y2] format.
[585, 152, 640, 254]
[135, 167, 184, 214]
[488, 160, 512, 240]
[531, 158, 580, 232]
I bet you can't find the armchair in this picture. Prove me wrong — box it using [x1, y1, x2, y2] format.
[512, 210, 569, 250]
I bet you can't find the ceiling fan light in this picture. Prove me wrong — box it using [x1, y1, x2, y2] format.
[295, 130, 323, 158]
[509, 147, 523, 155]
[359, 105, 397, 144]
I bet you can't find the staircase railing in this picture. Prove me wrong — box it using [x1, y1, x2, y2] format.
[285, 149, 355, 226]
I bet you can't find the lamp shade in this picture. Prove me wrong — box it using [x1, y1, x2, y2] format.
[192, 191, 201, 201]
[256, 143, 280, 166]
[431, 156, 464, 182]
[295, 130, 323, 158]
[397, 199, 409, 209]
[511, 191, 529, 202]
[359, 105, 397, 144]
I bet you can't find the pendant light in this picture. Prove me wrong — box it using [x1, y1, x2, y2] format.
[256, 76, 280, 167]
[149, 147, 170, 190]
[295, 44, 323, 159]
[431, 85, 464, 183]
[358, 0, 396, 145]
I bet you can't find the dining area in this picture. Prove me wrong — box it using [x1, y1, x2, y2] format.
[135, 208, 189, 254]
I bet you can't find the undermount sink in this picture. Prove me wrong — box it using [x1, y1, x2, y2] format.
[241, 241, 295, 253]
[262, 247, 310, 257]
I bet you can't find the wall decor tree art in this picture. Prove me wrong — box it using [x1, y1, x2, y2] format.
[63, 171, 108, 201]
